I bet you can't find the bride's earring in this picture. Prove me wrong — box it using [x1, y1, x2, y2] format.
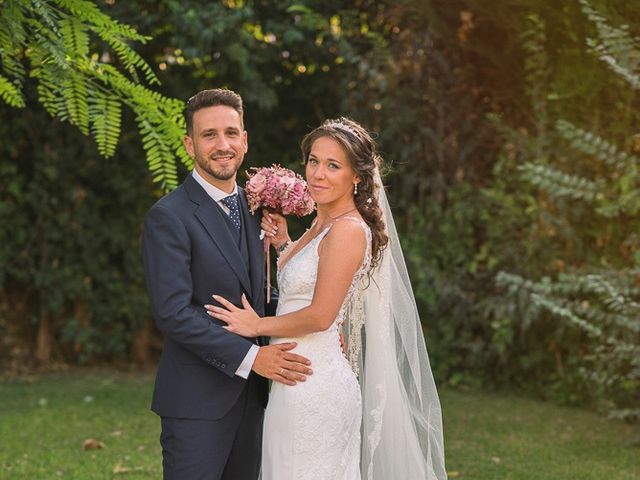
[353, 183, 358, 195]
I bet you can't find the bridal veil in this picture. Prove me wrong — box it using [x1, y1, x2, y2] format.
[346, 169, 447, 480]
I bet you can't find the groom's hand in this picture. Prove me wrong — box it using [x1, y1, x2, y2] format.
[252, 343, 312, 386]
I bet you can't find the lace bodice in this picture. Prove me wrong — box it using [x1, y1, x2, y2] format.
[277, 217, 371, 329]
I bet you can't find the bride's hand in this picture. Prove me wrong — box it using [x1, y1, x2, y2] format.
[205, 294, 260, 337]
[261, 209, 290, 250]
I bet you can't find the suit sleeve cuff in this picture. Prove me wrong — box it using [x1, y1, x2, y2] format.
[235, 344, 259, 379]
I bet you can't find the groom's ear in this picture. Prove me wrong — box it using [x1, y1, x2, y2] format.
[183, 135, 195, 157]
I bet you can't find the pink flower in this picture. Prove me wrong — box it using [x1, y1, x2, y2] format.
[249, 172, 267, 194]
[244, 164, 315, 217]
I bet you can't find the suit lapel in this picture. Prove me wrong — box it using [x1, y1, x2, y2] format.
[238, 188, 265, 303]
[185, 176, 252, 294]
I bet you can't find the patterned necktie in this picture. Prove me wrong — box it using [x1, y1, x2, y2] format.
[221, 194, 241, 230]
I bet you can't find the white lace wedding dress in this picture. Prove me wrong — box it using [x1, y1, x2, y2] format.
[260, 217, 371, 480]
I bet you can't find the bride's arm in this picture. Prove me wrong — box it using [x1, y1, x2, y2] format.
[207, 220, 367, 337]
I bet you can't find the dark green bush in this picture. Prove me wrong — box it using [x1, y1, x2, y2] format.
[0, 98, 156, 365]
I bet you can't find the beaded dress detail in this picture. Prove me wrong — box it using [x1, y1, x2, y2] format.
[260, 217, 372, 480]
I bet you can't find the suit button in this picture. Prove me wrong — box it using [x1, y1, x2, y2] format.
[221, 363, 226, 369]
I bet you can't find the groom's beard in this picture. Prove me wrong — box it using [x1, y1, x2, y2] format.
[196, 151, 243, 181]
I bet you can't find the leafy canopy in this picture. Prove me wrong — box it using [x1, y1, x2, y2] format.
[0, 0, 190, 190]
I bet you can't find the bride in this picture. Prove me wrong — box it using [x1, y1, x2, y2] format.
[206, 117, 447, 479]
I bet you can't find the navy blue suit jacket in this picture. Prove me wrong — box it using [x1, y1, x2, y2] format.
[142, 174, 268, 420]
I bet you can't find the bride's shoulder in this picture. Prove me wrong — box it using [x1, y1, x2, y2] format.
[334, 215, 370, 234]
[325, 215, 369, 246]
[317, 217, 367, 265]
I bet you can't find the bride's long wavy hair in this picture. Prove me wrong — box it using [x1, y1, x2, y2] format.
[300, 117, 389, 270]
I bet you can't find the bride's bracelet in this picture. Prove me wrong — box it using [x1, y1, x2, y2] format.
[275, 240, 290, 256]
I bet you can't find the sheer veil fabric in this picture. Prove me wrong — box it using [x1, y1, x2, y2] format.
[347, 169, 447, 480]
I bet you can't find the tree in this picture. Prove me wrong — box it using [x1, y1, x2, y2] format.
[0, 0, 189, 190]
[495, 0, 640, 422]
[0, 0, 390, 366]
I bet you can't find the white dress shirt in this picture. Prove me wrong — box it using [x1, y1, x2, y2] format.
[192, 169, 259, 379]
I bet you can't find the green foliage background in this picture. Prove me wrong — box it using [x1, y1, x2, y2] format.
[1, 0, 638, 423]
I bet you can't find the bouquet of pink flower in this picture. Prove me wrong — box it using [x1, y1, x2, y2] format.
[245, 164, 315, 216]
[244, 165, 315, 302]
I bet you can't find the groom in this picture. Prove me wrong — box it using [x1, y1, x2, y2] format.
[142, 88, 312, 480]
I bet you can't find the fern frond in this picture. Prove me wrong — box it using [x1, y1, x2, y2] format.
[31, 38, 91, 133]
[31, 61, 68, 119]
[569, 300, 640, 333]
[530, 293, 603, 336]
[99, 31, 159, 84]
[98, 63, 167, 108]
[595, 195, 640, 218]
[60, 72, 89, 134]
[579, 0, 640, 67]
[103, 68, 183, 187]
[27, 21, 68, 69]
[0, 1, 28, 82]
[521, 14, 549, 128]
[53, 0, 149, 42]
[498, 270, 640, 338]
[496, 271, 551, 295]
[153, 98, 193, 171]
[556, 120, 638, 171]
[59, 14, 89, 57]
[496, 272, 603, 336]
[0, 73, 25, 107]
[518, 162, 599, 201]
[29, 0, 62, 37]
[88, 88, 121, 157]
[557, 273, 637, 314]
[551, 272, 640, 303]
[52, 0, 158, 84]
[137, 115, 179, 191]
[5, 0, 181, 191]
[579, 0, 640, 89]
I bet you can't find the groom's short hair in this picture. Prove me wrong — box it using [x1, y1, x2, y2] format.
[185, 89, 244, 135]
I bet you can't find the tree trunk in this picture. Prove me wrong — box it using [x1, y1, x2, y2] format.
[35, 313, 53, 363]
[130, 318, 154, 364]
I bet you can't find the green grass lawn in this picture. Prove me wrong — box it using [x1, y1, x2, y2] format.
[441, 389, 639, 480]
[0, 371, 638, 479]
[0, 371, 161, 479]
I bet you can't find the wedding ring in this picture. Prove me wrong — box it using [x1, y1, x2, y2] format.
[280, 368, 286, 376]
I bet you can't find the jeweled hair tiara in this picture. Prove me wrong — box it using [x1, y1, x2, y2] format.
[326, 119, 362, 139]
